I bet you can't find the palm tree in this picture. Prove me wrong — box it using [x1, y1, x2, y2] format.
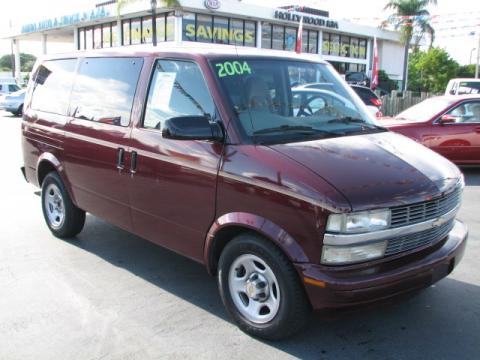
[383, 0, 437, 91]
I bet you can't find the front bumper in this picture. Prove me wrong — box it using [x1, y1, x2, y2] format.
[296, 219, 468, 309]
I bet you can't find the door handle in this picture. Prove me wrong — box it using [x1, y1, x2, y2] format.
[475, 127, 480, 134]
[130, 151, 137, 174]
[116, 148, 125, 170]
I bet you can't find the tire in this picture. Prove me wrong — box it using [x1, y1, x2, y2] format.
[218, 233, 311, 340]
[16, 104, 23, 116]
[41, 172, 85, 238]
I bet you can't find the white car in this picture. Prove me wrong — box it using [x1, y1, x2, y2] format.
[0, 82, 21, 96]
[0, 89, 25, 116]
[445, 78, 480, 96]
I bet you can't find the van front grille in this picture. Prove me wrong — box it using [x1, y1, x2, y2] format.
[390, 186, 461, 228]
[385, 218, 455, 256]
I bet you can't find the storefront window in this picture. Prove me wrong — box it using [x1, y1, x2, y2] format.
[272, 25, 283, 50]
[111, 23, 117, 46]
[122, 20, 130, 45]
[261, 23, 272, 49]
[166, 13, 175, 41]
[213, 16, 229, 44]
[350, 37, 359, 58]
[340, 36, 350, 57]
[182, 12, 196, 41]
[196, 14, 213, 43]
[131, 18, 141, 45]
[284, 27, 296, 51]
[301, 31, 308, 53]
[244, 21, 256, 47]
[157, 14, 166, 42]
[329, 34, 340, 56]
[85, 28, 93, 49]
[181, 12, 256, 46]
[93, 25, 102, 49]
[358, 39, 367, 59]
[308, 31, 318, 53]
[102, 24, 111, 48]
[230, 19, 244, 46]
[142, 16, 153, 44]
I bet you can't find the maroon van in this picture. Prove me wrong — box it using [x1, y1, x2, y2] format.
[21, 45, 468, 339]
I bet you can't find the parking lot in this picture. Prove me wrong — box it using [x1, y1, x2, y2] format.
[0, 110, 479, 360]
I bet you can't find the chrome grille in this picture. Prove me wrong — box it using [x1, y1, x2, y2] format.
[390, 186, 462, 228]
[385, 219, 455, 256]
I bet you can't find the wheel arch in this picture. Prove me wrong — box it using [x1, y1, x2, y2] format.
[204, 212, 309, 275]
[36, 153, 77, 206]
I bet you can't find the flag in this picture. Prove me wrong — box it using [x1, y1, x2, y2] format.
[295, 16, 303, 54]
[371, 36, 379, 90]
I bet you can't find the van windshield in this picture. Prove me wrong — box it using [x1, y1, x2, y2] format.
[211, 58, 381, 144]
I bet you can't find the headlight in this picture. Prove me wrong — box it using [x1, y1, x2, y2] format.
[326, 209, 391, 233]
[321, 241, 387, 265]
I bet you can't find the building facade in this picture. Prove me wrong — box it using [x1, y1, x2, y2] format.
[6, 0, 405, 87]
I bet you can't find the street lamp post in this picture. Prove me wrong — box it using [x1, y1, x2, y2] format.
[476, 31, 480, 78]
[470, 48, 477, 65]
[151, 0, 157, 46]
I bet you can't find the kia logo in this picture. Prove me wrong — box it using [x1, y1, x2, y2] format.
[204, 0, 221, 10]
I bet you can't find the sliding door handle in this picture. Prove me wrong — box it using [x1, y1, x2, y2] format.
[130, 151, 137, 174]
[116, 148, 125, 170]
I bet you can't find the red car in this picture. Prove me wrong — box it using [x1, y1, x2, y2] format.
[380, 95, 480, 164]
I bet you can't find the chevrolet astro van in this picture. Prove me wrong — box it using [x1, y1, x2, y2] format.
[21, 45, 468, 339]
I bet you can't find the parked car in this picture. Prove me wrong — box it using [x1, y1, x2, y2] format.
[445, 78, 480, 96]
[350, 84, 383, 118]
[0, 81, 21, 95]
[21, 45, 467, 340]
[0, 89, 25, 116]
[379, 95, 480, 164]
[345, 71, 370, 87]
[294, 83, 382, 118]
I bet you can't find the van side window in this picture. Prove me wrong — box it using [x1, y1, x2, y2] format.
[143, 60, 215, 130]
[70, 57, 143, 126]
[9, 85, 20, 92]
[30, 59, 77, 115]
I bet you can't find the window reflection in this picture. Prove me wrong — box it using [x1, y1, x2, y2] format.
[70, 58, 143, 127]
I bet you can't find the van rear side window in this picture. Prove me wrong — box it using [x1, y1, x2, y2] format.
[70, 57, 143, 126]
[31, 59, 77, 115]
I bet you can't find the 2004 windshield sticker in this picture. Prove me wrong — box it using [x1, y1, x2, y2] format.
[216, 61, 252, 78]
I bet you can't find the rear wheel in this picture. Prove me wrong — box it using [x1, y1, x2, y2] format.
[218, 233, 311, 340]
[16, 105, 23, 116]
[41, 172, 85, 238]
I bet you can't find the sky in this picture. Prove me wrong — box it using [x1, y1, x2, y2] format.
[0, 0, 479, 64]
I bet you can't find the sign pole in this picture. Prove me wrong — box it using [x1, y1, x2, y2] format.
[476, 29, 480, 78]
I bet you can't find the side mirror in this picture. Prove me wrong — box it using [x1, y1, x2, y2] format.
[439, 114, 458, 124]
[449, 89, 456, 95]
[162, 115, 224, 141]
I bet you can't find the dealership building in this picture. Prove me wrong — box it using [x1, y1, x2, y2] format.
[5, 0, 405, 87]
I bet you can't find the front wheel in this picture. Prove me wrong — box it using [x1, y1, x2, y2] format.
[218, 233, 311, 340]
[41, 172, 85, 238]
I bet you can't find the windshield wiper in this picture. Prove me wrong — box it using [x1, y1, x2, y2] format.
[328, 117, 387, 131]
[328, 116, 366, 124]
[253, 125, 337, 136]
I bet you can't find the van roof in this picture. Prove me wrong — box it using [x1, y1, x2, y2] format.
[448, 78, 480, 82]
[38, 42, 328, 64]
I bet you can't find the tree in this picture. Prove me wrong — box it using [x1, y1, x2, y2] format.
[407, 47, 459, 93]
[456, 64, 476, 78]
[0, 53, 37, 72]
[383, 0, 437, 91]
[378, 70, 398, 92]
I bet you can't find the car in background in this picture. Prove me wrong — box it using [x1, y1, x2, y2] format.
[345, 71, 370, 87]
[445, 78, 480, 96]
[296, 82, 382, 118]
[0, 81, 21, 95]
[379, 95, 480, 164]
[350, 84, 383, 118]
[0, 89, 25, 116]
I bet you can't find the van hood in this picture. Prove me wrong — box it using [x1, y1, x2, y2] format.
[269, 131, 461, 211]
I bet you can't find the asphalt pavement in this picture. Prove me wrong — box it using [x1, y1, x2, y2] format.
[0, 110, 479, 360]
